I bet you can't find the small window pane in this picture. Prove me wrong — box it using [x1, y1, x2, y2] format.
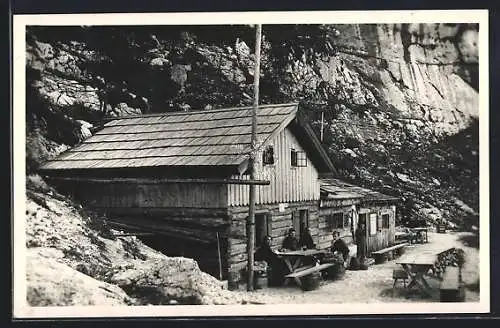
[382, 214, 390, 229]
[297, 151, 307, 167]
[329, 212, 344, 229]
[263, 146, 274, 165]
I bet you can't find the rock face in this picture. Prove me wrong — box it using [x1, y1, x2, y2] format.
[296, 23, 479, 136]
[27, 247, 132, 306]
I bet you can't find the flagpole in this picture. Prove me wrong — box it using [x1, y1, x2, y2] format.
[247, 24, 262, 291]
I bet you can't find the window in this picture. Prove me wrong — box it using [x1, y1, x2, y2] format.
[262, 146, 274, 165]
[328, 212, 344, 229]
[343, 213, 350, 228]
[291, 149, 307, 167]
[382, 214, 390, 229]
[377, 215, 383, 231]
[255, 213, 272, 247]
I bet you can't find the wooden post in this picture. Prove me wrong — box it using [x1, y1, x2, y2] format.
[216, 232, 222, 280]
[247, 24, 262, 292]
[320, 110, 325, 142]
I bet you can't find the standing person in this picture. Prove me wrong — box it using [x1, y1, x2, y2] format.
[299, 226, 315, 249]
[355, 222, 368, 269]
[282, 228, 300, 251]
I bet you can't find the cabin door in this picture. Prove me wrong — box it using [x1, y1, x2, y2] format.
[292, 209, 309, 236]
[255, 213, 272, 247]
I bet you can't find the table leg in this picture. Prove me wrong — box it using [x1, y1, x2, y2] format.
[413, 274, 432, 297]
[401, 264, 416, 288]
[292, 257, 303, 271]
[282, 258, 294, 286]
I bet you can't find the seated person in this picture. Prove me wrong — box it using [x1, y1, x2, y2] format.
[331, 231, 350, 262]
[254, 235, 286, 286]
[282, 228, 300, 251]
[255, 236, 277, 263]
[299, 226, 316, 249]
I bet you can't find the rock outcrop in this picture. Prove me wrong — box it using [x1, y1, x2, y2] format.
[25, 176, 256, 306]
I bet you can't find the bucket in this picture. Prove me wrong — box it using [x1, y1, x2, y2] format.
[254, 271, 268, 290]
[228, 271, 240, 291]
[327, 263, 346, 280]
[301, 271, 322, 291]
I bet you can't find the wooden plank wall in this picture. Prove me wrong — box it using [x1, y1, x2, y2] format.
[77, 182, 228, 209]
[226, 201, 319, 281]
[360, 204, 396, 254]
[227, 128, 320, 206]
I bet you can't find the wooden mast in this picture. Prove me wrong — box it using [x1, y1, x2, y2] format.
[247, 24, 262, 291]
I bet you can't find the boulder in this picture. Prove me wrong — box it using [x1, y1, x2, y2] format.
[26, 248, 132, 306]
[110, 257, 244, 305]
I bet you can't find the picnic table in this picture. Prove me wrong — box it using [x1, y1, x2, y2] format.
[411, 227, 429, 243]
[396, 251, 439, 297]
[396, 248, 454, 296]
[274, 248, 329, 288]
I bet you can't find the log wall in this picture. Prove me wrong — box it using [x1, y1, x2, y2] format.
[76, 182, 228, 209]
[226, 201, 320, 283]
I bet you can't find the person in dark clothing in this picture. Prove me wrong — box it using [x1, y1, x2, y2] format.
[331, 231, 350, 262]
[299, 227, 315, 249]
[355, 222, 367, 267]
[254, 236, 277, 263]
[254, 236, 285, 286]
[282, 228, 300, 251]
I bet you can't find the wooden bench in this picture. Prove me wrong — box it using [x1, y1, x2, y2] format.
[284, 263, 335, 279]
[372, 243, 409, 264]
[440, 266, 465, 302]
[284, 263, 335, 291]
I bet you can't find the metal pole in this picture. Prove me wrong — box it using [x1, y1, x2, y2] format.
[247, 24, 262, 292]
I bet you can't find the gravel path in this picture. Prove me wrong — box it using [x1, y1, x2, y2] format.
[235, 231, 480, 304]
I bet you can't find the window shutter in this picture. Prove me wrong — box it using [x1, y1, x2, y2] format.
[266, 214, 272, 238]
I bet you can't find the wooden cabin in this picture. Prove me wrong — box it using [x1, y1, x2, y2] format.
[319, 178, 399, 255]
[39, 103, 337, 285]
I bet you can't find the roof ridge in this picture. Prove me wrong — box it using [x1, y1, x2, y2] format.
[104, 102, 299, 121]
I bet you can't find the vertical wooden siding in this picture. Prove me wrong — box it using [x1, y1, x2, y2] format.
[360, 205, 396, 254]
[78, 182, 228, 209]
[227, 128, 320, 206]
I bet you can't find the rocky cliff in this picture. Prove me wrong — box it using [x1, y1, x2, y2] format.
[23, 23, 479, 305]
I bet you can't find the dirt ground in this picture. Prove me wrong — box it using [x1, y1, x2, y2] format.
[234, 231, 480, 304]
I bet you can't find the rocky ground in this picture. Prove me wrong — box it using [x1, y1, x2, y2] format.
[25, 175, 255, 306]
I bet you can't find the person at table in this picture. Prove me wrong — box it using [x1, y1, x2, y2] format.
[355, 222, 367, 269]
[299, 226, 315, 249]
[331, 231, 350, 262]
[254, 236, 285, 286]
[282, 228, 300, 251]
[255, 235, 280, 266]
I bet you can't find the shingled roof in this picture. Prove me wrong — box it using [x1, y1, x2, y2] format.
[40, 103, 335, 174]
[320, 178, 399, 203]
